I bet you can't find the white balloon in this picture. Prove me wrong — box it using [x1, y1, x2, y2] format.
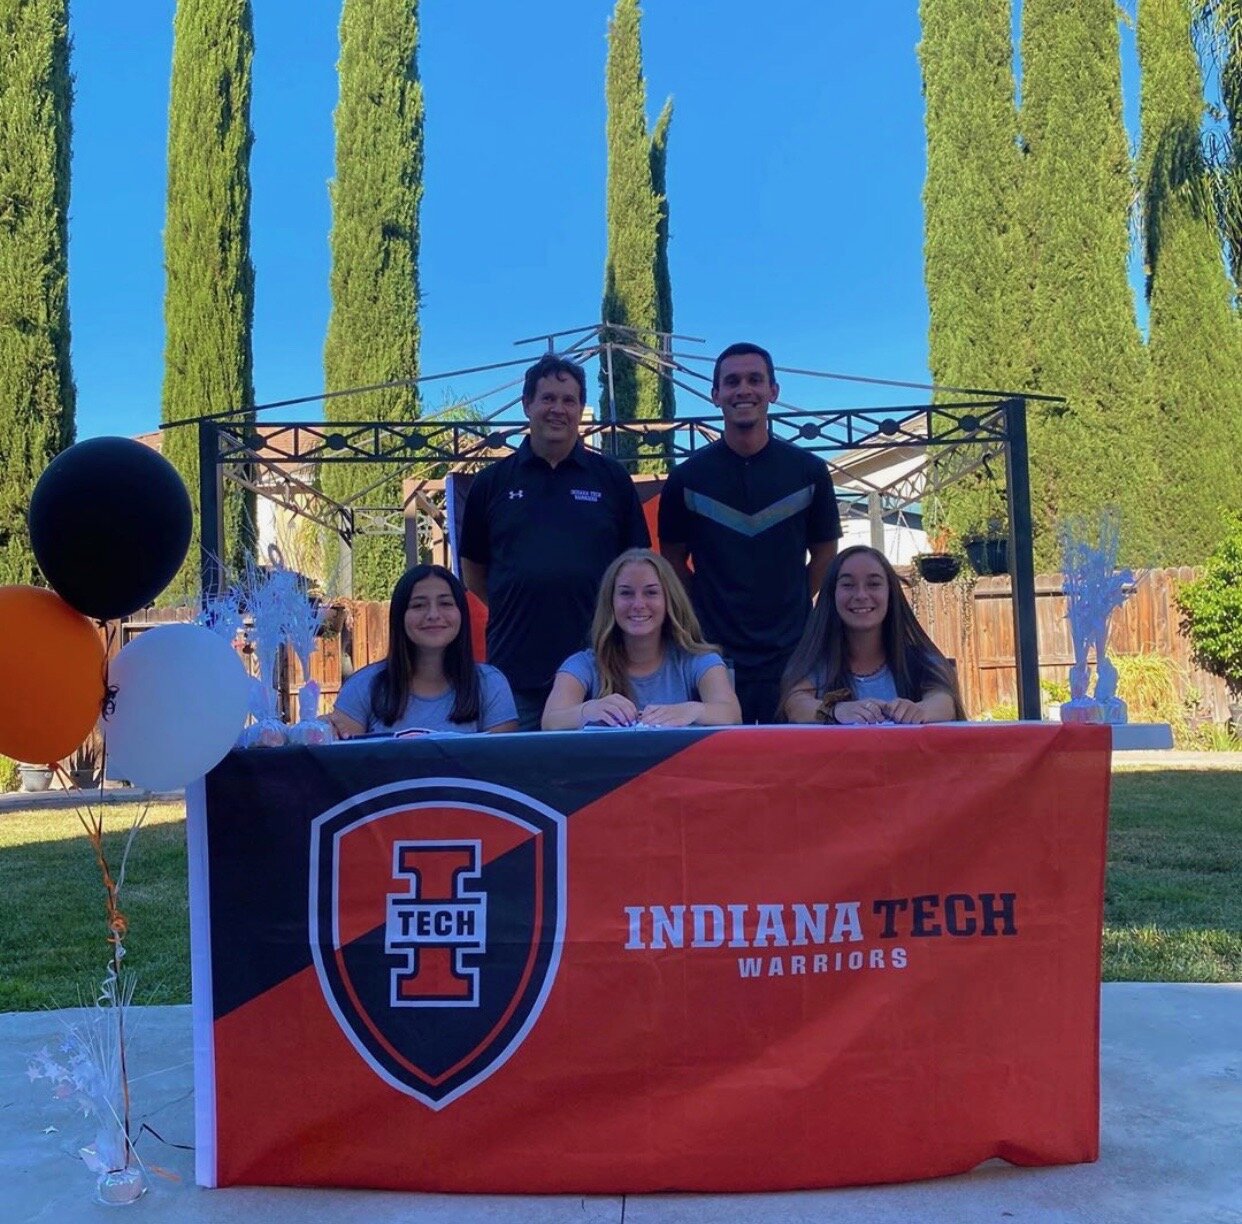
[104, 623, 250, 791]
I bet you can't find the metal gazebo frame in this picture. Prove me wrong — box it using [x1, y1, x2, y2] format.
[188, 326, 1061, 720]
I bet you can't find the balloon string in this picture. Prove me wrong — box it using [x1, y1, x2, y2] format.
[100, 622, 118, 721]
[56, 758, 142, 1173]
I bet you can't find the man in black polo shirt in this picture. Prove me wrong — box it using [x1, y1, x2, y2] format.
[460, 355, 650, 730]
[659, 342, 841, 723]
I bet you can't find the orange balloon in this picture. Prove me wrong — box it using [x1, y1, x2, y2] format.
[0, 585, 106, 765]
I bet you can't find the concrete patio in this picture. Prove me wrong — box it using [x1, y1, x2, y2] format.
[2, 983, 1238, 1222]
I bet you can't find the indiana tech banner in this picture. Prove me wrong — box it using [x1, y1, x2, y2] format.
[187, 723, 1111, 1193]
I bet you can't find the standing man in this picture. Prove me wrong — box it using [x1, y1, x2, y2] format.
[659, 342, 842, 723]
[461, 355, 650, 730]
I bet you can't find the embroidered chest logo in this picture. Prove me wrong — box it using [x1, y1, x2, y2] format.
[571, 488, 602, 503]
[508, 489, 524, 500]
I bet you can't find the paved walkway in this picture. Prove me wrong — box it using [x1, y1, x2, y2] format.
[1113, 750, 1242, 770]
[0, 785, 182, 812]
[1, 984, 1238, 1222]
[1, 748, 1239, 816]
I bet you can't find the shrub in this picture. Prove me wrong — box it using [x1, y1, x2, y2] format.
[1195, 723, 1242, 752]
[1113, 653, 1183, 723]
[0, 756, 19, 793]
[979, 701, 1019, 722]
[1177, 512, 1242, 700]
[1112, 652, 1200, 747]
[1040, 676, 1071, 714]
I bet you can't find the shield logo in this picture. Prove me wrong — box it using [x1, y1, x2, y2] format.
[309, 777, 566, 1110]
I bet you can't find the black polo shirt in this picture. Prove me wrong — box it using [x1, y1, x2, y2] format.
[460, 438, 650, 689]
[658, 436, 841, 676]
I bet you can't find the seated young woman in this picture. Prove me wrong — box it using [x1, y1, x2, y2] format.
[542, 548, 742, 730]
[329, 564, 518, 737]
[780, 544, 965, 725]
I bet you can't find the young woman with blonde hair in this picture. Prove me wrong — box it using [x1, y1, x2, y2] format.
[542, 548, 741, 729]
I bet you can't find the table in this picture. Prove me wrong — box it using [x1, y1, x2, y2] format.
[187, 722, 1111, 1193]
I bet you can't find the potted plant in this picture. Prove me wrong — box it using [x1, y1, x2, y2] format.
[18, 762, 54, 792]
[949, 471, 1009, 577]
[913, 494, 961, 584]
[1177, 511, 1242, 733]
[913, 550, 962, 584]
[68, 736, 103, 790]
[963, 527, 1008, 577]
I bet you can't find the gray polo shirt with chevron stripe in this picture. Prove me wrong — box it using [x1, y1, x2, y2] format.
[658, 437, 841, 676]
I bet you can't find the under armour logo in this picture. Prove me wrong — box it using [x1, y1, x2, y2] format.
[508, 489, 524, 500]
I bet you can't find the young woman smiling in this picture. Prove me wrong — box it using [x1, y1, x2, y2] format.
[779, 545, 965, 726]
[541, 548, 741, 730]
[330, 564, 517, 736]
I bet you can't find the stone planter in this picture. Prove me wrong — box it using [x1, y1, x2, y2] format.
[19, 764, 54, 792]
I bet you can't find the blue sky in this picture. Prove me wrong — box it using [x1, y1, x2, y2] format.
[67, 2, 1144, 441]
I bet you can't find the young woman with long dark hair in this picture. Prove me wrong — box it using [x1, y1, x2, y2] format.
[780, 545, 965, 725]
[330, 564, 517, 736]
[542, 548, 741, 729]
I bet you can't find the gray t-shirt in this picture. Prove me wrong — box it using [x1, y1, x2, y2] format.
[335, 662, 517, 734]
[850, 666, 899, 703]
[809, 662, 900, 703]
[557, 647, 726, 710]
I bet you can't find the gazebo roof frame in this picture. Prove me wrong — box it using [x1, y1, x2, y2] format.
[181, 323, 1063, 718]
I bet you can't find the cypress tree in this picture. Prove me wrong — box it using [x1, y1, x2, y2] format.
[1220, 17, 1242, 287]
[1020, 0, 1159, 566]
[650, 97, 675, 429]
[918, 0, 1025, 546]
[0, 0, 74, 586]
[323, 0, 423, 599]
[162, 0, 256, 598]
[601, 0, 673, 470]
[1200, 0, 1242, 287]
[1140, 0, 1242, 562]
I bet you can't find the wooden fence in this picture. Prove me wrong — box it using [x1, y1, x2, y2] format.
[908, 567, 1229, 721]
[113, 567, 1229, 727]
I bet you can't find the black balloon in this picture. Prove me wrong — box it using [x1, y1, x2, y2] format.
[29, 437, 193, 621]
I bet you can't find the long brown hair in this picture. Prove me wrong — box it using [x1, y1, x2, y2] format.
[590, 549, 717, 701]
[371, 564, 481, 725]
[779, 545, 966, 718]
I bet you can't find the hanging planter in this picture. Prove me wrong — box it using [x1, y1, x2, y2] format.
[913, 553, 962, 584]
[964, 535, 1008, 577]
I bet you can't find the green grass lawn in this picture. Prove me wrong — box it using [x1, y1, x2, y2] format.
[1103, 768, 1241, 981]
[0, 804, 190, 1011]
[0, 768, 1238, 1011]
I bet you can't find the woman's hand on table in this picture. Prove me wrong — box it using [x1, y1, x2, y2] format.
[881, 698, 927, 724]
[637, 702, 702, 728]
[832, 698, 888, 725]
[582, 694, 639, 727]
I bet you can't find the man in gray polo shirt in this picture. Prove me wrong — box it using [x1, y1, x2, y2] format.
[659, 342, 841, 723]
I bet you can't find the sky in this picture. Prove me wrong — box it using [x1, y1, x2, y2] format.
[66, 1, 1145, 442]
